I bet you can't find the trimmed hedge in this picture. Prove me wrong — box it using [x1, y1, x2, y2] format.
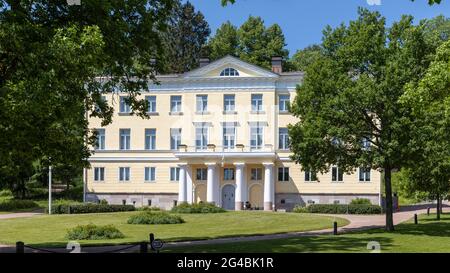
[67, 224, 124, 240]
[295, 204, 382, 214]
[0, 200, 39, 211]
[138, 206, 162, 212]
[49, 203, 136, 214]
[171, 202, 226, 214]
[127, 211, 184, 225]
[349, 198, 372, 205]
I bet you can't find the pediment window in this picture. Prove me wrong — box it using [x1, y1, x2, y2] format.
[220, 67, 240, 77]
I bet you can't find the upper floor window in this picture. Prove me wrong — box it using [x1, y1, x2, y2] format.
[146, 96, 156, 113]
[119, 129, 131, 150]
[359, 167, 371, 182]
[251, 94, 263, 112]
[224, 168, 235, 181]
[196, 95, 208, 113]
[170, 128, 182, 150]
[145, 129, 156, 150]
[224, 94, 235, 112]
[223, 126, 236, 151]
[250, 126, 263, 150]
[250, 168, 263, 181]
[279, 128, 289, 150]
[195, 126, 208, 150]
[94, 129, 105, 150]
[279, 94, 290, 112]
[119, 96, 131, 113]
[170, 96, 182, 113]
[220, 67, 239, 77]
[305, 170, 317, 182]
[94, 167, 105, 182]
[332, 166, 343, 182]
[119, 167, 130, 182]
[362, 137, 371, 150]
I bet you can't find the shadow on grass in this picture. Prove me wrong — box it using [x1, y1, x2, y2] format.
[163, 235, 394, 253]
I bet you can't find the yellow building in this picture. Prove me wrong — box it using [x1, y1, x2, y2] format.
[85, 56, 381, 211]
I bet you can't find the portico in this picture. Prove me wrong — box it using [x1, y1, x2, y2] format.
[175, 150, 276, 211]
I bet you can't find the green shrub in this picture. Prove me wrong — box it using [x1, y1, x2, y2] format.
[99, 199, 108, 205]
[66, 224, 124, 240]
[171, 202, 226, 214]
[350, 198, 372, 205]
[138, 206, 162, 211]
[48, 203, 136, 214]
[0, 199, 39, 211]
[0, 189, 12, 197]
[304, 204, 382, 214]
[292, 205, 308, 213]
[127, 211, 184, 225]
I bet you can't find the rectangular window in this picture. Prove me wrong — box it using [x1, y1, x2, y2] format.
[362, 137, 371, 150]
[250, 126, 263, 150]
[332, 166, 343, 182]
[145, 129, 156, 150]
[170, 96, 182, 113]
[305, 170, 317, 182]
[251, 94, 263, 111]
[196, 168, 207, 181]
[144, 167, 156, 182]
[95, 129, 105, 150]
[196, 95, 208, 113]
[119, 129, 131, 150]
[170, 128, 182, 150]
[224, 168, 235, 181]
[278, 167, 289, 182]
[223, 126, 236, 150]
[279, 94, 290, 112]
[278, 128, 289, 150]
[251, 168, 262, 181]
[195, 126, 208, 150]
[359, 167, 371, 182]
[224, 94, 235, 112]
[94, 167, 105, 182]
[119, 167, 130, 182]
[119, 96, 130, 113]
[146, 96, 156, 113]
[170, 167, 180, 182]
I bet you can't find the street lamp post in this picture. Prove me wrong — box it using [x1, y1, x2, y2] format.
[48, 164, 52, 215]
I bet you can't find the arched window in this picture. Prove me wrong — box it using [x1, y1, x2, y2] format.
[220, 68, 239, 77]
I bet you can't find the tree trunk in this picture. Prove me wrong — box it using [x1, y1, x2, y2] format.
[436, 194, 441, 221]
[384, 166, 395, 231]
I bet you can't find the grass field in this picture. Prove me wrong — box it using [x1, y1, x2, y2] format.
[0, 211, 348, 247]
[164, 213, 450, 253]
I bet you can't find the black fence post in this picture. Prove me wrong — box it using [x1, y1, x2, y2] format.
[16, 242, 24, 253]
[333, 221, 338, 235]
[427, 207, 430, 216]
[140, 242, 148, 253]
[414, 214, 418, 224]
[149, 233, 155, 251]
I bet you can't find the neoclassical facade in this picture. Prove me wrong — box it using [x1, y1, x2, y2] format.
[85, 56, 381, 211]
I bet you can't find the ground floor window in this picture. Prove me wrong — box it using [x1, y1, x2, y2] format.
[331, 166, 343, 182]
[196, 168, 207, 181]
[250, 168, 262, 181]
[359, 167, 371, 182]
[119, 167, 130, 182]
[170, 167, 180, 182]
[304, 170, 317, 182]
[94, 167, 105, 182]
[278, 167, 289, 182]
[224, 168, 235, 181]
[144, 167, 156, 182]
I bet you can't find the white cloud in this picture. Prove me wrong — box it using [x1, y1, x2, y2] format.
[367, 0, 382, 5]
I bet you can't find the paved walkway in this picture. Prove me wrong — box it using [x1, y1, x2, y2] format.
[0, 204, 448, 253]
[0, 212, 42, 220]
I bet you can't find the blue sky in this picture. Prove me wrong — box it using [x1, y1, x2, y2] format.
[187, 0, 450, 55]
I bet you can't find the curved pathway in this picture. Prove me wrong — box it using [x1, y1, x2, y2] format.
[0, 212, 42, 220]
[0, 204, 448, 253]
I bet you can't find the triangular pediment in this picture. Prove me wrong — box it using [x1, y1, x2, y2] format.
[183, 55, 279, 78]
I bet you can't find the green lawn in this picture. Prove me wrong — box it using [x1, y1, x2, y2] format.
[0, 211, 348, 247]
[164, 213, 450, 253]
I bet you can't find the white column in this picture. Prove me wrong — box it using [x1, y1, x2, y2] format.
[263, 163, 274, 211]
[186, 165, 193, 204]
[178, 164, 187, 203]
[234, 163, 246, 210]
[206, 163, 217, 204]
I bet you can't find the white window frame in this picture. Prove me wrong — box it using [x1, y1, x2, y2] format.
[146, 95, 157, 113]
[359, 167, 371, 182]
[196, 95, 208, 113]
[119, 167, 130, 182]
[95, 129, 105, 150]
[223, 168, 235, 181]
[145, 128, 156, 150]
[195, 126, 209, 151]
[119, 129, 131, 150]
[170, 128, 182, 150]
[94, 167, 105, 182]
[170, 95, 182, 113]
[331, 166, 343, 182]
[250, 168, 263, 181]
[250, 125, 264, 150]
[278, 167, 289, 182]
[278, 128, 289, 150]
[119, 96, 131, 113]
[223, 125, 236, 151]
[251, 94, 263, 112]
[170, 167, 180, 182]
[144, 167, 156, 182]
[305, 170, 318, 182]
[196, 168, 207, 181]
[223, 94, 235, 112]
[278, 94, 290, 112]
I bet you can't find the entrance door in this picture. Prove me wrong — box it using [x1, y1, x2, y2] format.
[221, 184, 235, 210]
